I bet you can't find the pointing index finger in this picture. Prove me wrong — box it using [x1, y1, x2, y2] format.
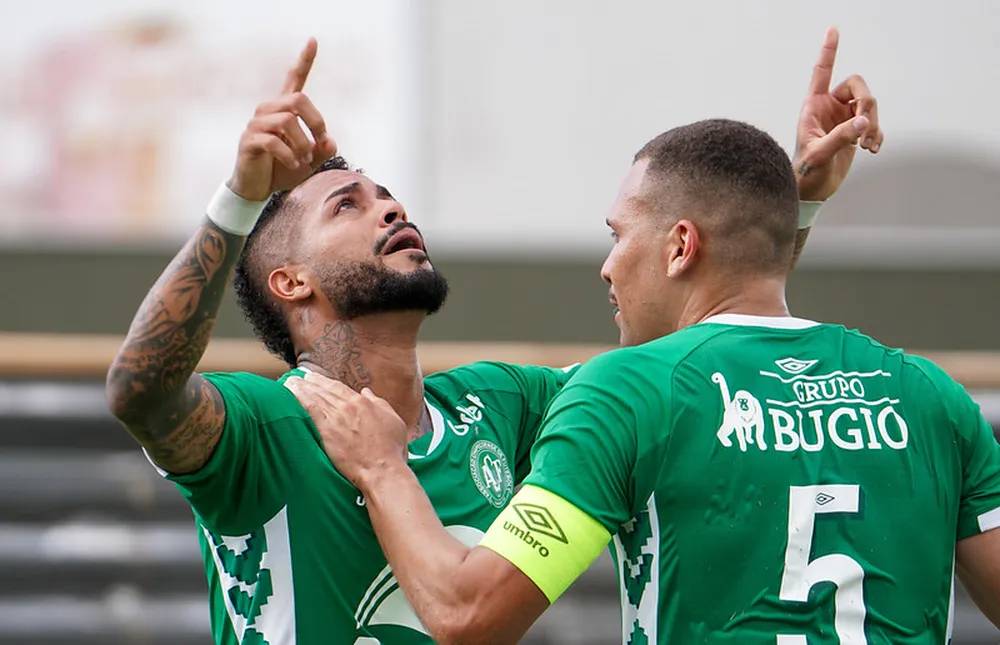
[281, 37, 318, 95]
[808, 26, 839, 95]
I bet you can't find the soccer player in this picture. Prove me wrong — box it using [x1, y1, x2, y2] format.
[107, 30, 880, 645]
[106, 39, 576, 644]
[287, 37, 1000, 645]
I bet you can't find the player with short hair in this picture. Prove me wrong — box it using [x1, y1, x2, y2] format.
[288, 33, 1000, 645]
[107, 31, 880, 644]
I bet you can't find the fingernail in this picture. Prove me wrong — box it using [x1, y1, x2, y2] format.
[871, 142, 880, 153]
[863, 137, 873, 148]
[853, 116, 870, 134]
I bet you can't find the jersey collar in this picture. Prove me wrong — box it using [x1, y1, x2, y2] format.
[700, 313, 820, 330]
[408, 400, 446, 460]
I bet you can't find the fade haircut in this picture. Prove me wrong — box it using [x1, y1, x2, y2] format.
[233, 156, 350, 366]
[633, 119, 798, 272]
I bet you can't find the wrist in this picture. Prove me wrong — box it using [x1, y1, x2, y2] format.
[798, 200, 823, 229]
[207, 182, 268, 236]
[356, 456, 413, 497]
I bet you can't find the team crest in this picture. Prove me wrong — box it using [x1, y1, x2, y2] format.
[469, 440, 514, 507]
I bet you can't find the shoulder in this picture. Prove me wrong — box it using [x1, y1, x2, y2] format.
[571, 325, 729, 387]
[427, 361, 576, 392]
[833, 330, 977, 422]
[201, 371, 305, 424]
[899, 352, 975, 419]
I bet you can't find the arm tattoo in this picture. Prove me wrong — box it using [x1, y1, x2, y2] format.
[797, 161, 813, 179]
[309, 321, 372, 391]
[790, 227, 811, 269]
[107, 222, 245, 474]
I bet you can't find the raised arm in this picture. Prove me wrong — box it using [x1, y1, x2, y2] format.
[790, 27, 884, 267]
[106, 39, 335, 474]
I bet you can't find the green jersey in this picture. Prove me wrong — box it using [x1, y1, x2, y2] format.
[524, 314, 1000, 644]
[149, 361, 575, 644]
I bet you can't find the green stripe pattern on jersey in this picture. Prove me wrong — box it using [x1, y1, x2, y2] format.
[154, 361, 576, 644]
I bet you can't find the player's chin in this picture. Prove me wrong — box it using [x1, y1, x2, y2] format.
[380, 249, 431, 272]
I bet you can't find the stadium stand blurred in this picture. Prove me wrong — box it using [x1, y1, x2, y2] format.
[0, 336, 997, 644]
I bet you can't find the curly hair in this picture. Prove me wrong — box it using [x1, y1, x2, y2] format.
[232, 156, 351, 366]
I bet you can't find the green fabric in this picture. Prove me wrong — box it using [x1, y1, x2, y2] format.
[524, 318, 1000, 644]
[165, 361, 577, 644]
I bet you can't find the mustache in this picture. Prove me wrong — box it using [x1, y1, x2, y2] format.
[373, 221, 423, 255]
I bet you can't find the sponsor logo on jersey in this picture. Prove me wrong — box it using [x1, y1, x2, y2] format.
[774, 357, 818, 375]
[713, 369, 909, 453]
[447, 393, 486, 436]
[469, 439, 514, 507]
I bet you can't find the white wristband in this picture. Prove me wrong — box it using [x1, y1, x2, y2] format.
[798, 200, 823, 229]
[206, 183, 269, 236]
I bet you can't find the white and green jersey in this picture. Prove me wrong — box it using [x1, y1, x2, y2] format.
[150, 361, 576, 644]
[492, 314, 1000, 644]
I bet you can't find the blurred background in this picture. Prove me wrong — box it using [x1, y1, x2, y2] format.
[0, 0, 998, 643]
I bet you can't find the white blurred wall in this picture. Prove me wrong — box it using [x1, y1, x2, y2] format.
[421, 0, 1000, 265]
[3, 0, 999, 266]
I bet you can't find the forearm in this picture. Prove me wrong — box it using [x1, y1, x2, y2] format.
[360, 462, 486, 641]
[106, 220, 244, 466]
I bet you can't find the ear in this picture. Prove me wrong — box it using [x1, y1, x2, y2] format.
[268, 265, 313, 303]
[664, 219, 701, 278]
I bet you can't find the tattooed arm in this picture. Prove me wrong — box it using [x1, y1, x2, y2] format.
[106, 225, 244, 473]
[790, 28, 884, 269]
[106, 38, 336, 474]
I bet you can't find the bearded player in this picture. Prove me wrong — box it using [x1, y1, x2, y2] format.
[289, 32, 999, 644]
[107, 30, 881, 644]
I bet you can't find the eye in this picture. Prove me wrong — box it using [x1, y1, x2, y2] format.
[610, 230, 619, 242]
[334, 198, 356, 215]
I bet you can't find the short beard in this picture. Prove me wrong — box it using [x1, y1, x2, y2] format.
[317, 260, 449, 320]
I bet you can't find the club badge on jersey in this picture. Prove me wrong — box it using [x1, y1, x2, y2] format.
[470, 440, 514, 507]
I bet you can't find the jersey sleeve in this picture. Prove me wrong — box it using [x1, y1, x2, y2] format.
[491, 362, 581, 481]
[522, 348, 667, 534]
[948, 384, 1000, 539]
[910, 356, 1000, 539]
[159, 372, 287, 533]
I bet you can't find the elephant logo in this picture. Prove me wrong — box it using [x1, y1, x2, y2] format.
[712, 372, 766, 452]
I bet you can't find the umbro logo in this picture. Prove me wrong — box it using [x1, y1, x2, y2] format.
[815, 492, 835, 506]
[513, 503, 568, 544]
[774, 357, 818, 375]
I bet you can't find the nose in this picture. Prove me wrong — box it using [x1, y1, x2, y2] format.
[600, 255, 613, 285]
[380, 201, 407, 227]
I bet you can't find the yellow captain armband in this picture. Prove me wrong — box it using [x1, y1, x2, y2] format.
[479, 485, 611, 603]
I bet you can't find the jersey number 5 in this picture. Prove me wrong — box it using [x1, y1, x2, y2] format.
[777, 484, 867, 645]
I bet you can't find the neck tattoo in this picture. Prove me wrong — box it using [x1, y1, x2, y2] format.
[309, 321, 372, 391]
